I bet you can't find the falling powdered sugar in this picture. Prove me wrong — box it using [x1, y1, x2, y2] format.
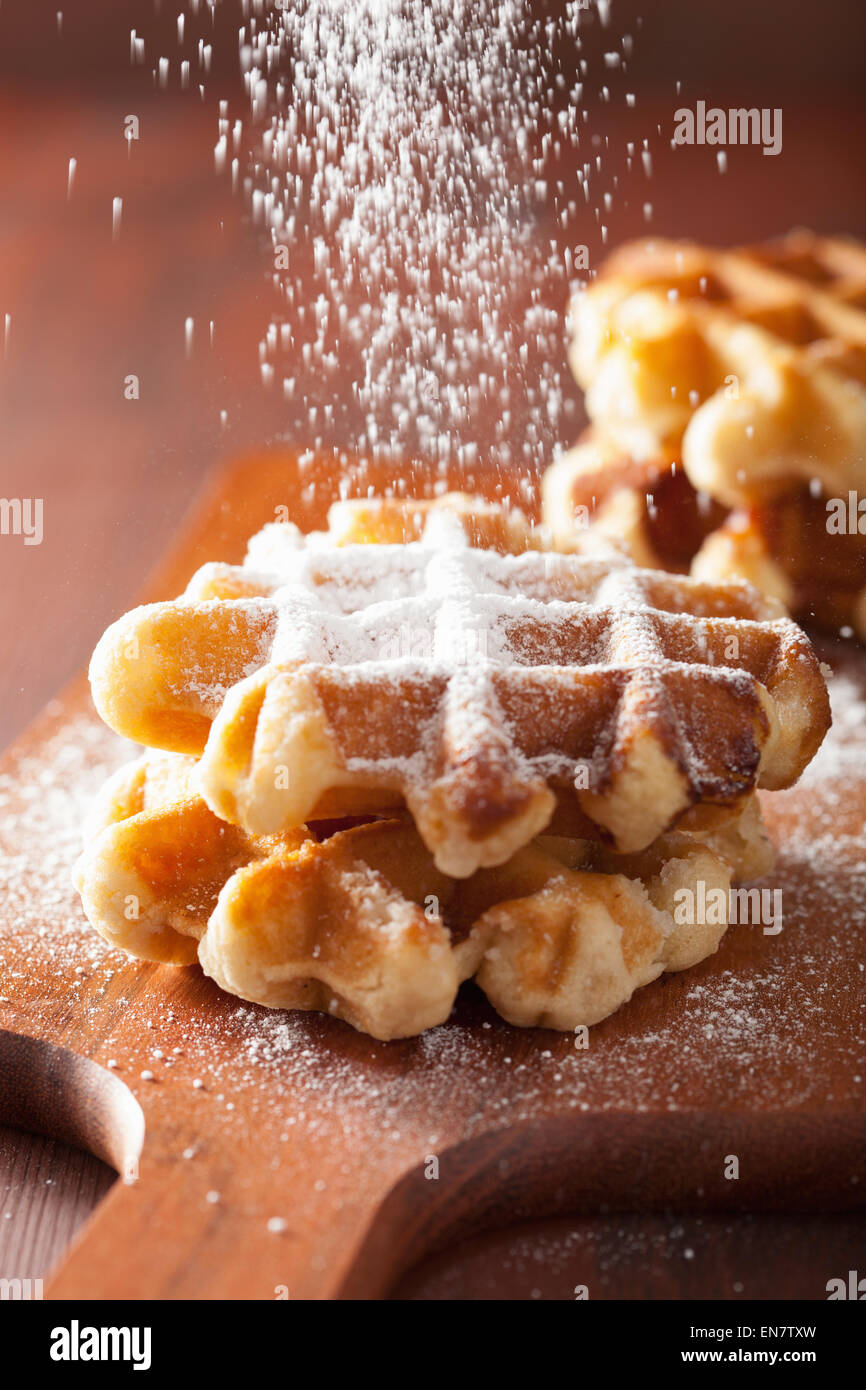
[236, 0, 622, 477]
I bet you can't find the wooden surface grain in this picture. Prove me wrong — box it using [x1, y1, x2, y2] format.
[0, 449, 863, 1300]
[0, 1127, 113, 1285]
[394, 1212, 866, 1301]
[1, 53, 866, 1298]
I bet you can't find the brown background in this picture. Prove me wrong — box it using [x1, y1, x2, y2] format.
[1, 0, 865, 750]
[0, 0, 864, 1297]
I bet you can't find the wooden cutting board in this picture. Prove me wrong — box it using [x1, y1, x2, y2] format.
[0, 450, 864, 1301]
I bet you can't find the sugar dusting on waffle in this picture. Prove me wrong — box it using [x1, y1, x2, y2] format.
[0, 656, 863, 1142]
[88, 496, 829, 880]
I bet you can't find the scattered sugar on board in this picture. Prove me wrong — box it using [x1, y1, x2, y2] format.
[0, 710, 133, 988]
[0, 653, 862, 1142]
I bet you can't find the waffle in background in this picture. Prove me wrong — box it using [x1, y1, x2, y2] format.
[553, 231, 866, 638]
[543, 428, 866, 640]
[88, 495, 830, 879]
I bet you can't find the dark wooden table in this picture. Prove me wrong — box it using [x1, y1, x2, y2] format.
[1, 74, 865, 1298]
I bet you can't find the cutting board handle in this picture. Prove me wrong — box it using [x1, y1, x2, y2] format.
[46, 1109, 866, 1300]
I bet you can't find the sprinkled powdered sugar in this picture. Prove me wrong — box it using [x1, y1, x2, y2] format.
[797, 670, 866, 787]
[136, 1, 644, 488]
[181, 515, 811, 813]
[0, 708, 131, 959]
[169, 601, 279, 719]
[0, 8, 852, 1199]
[0, 651, 862, 1145]
[240, 1, 600, 476]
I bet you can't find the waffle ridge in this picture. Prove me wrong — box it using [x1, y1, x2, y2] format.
[74, 752, 768, 1039]
[570, 231, 866, 507]
[543, 425, 866, 640]
[90, 499, 831, 877]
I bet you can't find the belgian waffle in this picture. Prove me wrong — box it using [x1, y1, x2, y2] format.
[89, 497, 830, 876]
[542, 430, 728, 570]
[74, 753, 771, 1039]
[325, 491, 552, 552]
[543, 430, 866, 639]
[692, 491, 866, 640]
[570, 231, 866, 508]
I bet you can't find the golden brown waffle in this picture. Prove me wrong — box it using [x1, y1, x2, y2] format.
[325, 492, 550, 552]
[89, 496, 830, 876]
[74, 753, 771, 1039]
[692, 492, 866, 640]
[543, 430, 866, 640]
[570, 231, 866, 508]
[543, 431, 728, 571]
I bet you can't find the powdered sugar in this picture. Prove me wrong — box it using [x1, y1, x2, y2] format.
[162, 517, 824, 833]
[241, 0, 599, 474]
[1, 654, 862, 1141]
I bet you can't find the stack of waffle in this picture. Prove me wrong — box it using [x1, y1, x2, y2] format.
[76, 493, 829, 1039]
[544, 232, 866, 639]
